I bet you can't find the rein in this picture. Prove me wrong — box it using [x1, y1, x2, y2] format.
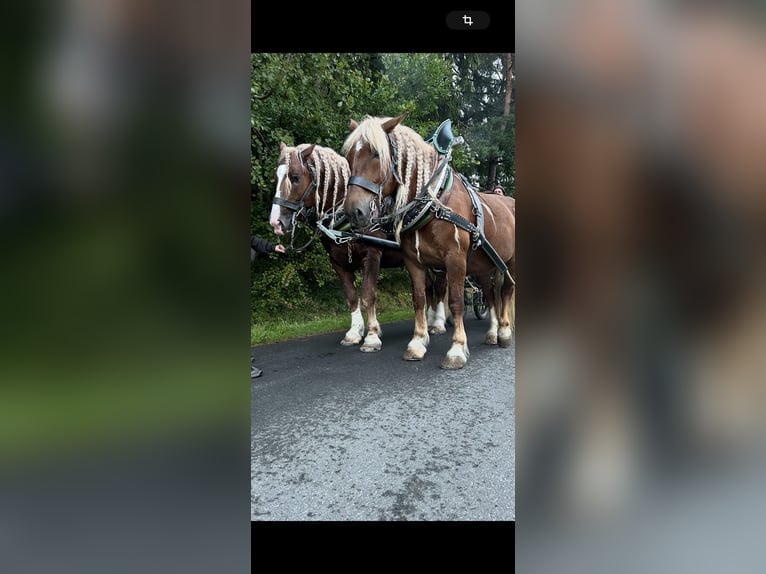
[286, 215, 320, 253]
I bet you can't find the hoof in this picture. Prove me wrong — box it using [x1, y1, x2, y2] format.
[484, 334, 498, 346]
[498, 336, 513, 348]
[403, 347, 426, 361]
[341, 337, 361, 346]
[440, 355, 466, 370]
[429, 325, 446, 335]
[361, 333, 382, 352]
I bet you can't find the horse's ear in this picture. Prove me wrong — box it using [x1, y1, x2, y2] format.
[349, 119, 359, 131]
[381, 112, 408, 133]
[300, 144, 315, 160]
[279, 141, 287, 151]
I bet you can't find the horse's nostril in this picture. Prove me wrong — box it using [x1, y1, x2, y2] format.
[354, 207, 365, 223]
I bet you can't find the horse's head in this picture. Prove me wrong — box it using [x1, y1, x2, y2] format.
[269, 142, 316, 235]
[342, 114, 409, 230]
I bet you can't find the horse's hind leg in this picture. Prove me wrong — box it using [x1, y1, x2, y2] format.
[403, 261, 430, 360]
[498, 257, 515, 348]
[360, 253, 383, 352]
[478, 272, 500, 346]
[427, 269, 448, 335]
[333, 263, 364, 346]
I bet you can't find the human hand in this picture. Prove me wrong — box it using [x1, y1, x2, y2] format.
[274, 244, 287, 254]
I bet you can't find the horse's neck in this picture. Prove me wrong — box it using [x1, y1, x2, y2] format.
[404, 152, 444, 203]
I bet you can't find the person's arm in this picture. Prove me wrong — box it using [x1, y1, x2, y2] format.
[250, 235, 276, 254]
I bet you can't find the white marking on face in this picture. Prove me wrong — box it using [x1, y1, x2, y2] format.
[355, 141, 363, 153]
[275, 164, 288, 198]
[270, 164, 288, 234]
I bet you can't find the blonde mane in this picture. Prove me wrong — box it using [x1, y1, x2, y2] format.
[342, 116, 438, 213]
[283, 143, 350, 227]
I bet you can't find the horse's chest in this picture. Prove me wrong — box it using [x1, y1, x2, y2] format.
[403, 235, 446, 267]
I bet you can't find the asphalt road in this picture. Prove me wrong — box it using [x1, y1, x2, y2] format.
[251, 316, 514, 521]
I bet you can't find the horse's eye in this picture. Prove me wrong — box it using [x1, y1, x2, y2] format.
[290, 175, 300, 184]
[372, 151, 380, 159]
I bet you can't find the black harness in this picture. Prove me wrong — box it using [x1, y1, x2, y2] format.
[272, 180, 316, 214]
[351, 127, 510, 277]
[431, 175, 509, 277]
[347, 134, 403, 218]
[272, 162, 386, 255]
[271, 164, 324, 252]
[274, 126, 512, 278]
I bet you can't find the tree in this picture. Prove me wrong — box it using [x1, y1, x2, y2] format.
[451, 53, 515, 194]
[250, 53, 397, 315]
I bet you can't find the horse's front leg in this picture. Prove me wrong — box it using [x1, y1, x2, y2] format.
[442, 260, 470, 370]
[332, 261, 364, 346]
[403, 260, 430, 361]
[360, 252, 383, 352]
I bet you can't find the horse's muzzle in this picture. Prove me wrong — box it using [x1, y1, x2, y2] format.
[272, 214, 293, 236]
[348, 206, 372, 230]
[270, 220, 285, 236]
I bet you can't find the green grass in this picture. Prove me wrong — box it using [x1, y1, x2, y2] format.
[251, 308, 414, 345]
[251, 271, 415, 345]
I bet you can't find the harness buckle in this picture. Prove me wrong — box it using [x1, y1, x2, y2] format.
[471, 230, 482, 251]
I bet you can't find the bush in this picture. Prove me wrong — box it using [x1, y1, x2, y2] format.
[251, 236, 341, 321]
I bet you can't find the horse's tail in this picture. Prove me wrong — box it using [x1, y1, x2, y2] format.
[509, 257, 515, 332]
[494, 270, 504, 310]
[509, 278, 516, 333]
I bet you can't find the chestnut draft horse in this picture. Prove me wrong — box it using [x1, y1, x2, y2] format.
[343, 115, 516, 369]
[269, 142, 448, 351]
